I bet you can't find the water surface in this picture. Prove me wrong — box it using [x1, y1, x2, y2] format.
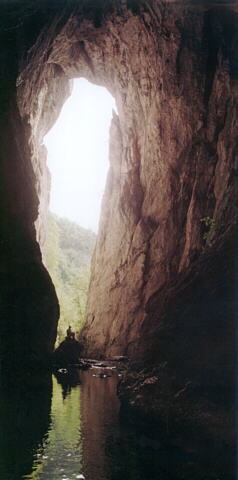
[0, 367, 232, 480]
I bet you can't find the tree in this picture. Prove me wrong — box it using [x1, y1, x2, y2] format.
[42, 212, 96, 344]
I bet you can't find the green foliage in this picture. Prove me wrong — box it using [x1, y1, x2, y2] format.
[42, 212, 96, 344]
[200, 216, 216, 245]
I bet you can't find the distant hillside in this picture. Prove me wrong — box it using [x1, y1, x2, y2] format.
[42, 212, 96, 343]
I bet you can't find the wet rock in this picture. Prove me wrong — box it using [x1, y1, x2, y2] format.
[92, 373, 111, 379]
[53, 338, 83, 367]
[110, 356, 129, 363]
[77, 360, 91, 370]
[118, 365, 235, 450]
[92, 362, 107, 368]
[57, 368, 68, 374]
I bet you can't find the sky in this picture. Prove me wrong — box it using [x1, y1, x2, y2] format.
[44, 78, 116, 233]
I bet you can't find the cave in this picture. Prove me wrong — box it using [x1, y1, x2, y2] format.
[0, 0, 237, 474]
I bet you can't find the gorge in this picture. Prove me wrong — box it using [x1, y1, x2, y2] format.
[0, 1, 237, 478]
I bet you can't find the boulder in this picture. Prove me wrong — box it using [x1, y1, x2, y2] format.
[53, 338, 84, 367]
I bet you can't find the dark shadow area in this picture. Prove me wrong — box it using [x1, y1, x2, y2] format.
[54, 367, 81, 400]
[53, 336, 84, 366]
[118, 407, 235, 480]
[0, 367, 233, 480]
[0, 372, 52, 480]
[80, 369, 234, 480]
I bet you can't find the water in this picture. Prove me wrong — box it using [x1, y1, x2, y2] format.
[0, 368, 139, 480]
[0, 367, 233, 480]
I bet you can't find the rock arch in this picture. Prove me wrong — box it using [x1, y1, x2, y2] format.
[0, 2, 237, 439]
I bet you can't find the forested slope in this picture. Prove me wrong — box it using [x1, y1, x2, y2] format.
[43, 213, 96, 343]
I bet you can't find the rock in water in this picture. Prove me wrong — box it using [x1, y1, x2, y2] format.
[53, 338, 83, 366]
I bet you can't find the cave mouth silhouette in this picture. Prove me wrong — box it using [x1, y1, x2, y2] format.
[2, 3, 126, 369]
[1, 4, 236, 435]
[43, 77, 116, 233]
[0, 7, 236, 476]
[42, 77, 116, 344]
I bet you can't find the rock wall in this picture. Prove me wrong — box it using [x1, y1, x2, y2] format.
[78, 3, 238, 367]
[0, 88, 60, 369]
[0, 2, 65, 369]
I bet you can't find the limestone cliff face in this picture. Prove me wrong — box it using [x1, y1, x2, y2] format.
[78, 4, 238, 369]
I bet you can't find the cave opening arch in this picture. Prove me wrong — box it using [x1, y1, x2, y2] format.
[15, 4, 150, 364]
[1, 0, 236, 403]
[42, 77, 116, 344]
[0, 2, 236, 472]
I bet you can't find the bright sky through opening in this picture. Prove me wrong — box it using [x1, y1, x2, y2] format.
[44, 78, 116, 232]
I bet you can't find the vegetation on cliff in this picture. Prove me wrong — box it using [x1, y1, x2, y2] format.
[43, 212, 96, 343]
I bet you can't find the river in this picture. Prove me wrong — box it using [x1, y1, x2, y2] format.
[0, 366, 231, 480]
[0, 367, 166, 480]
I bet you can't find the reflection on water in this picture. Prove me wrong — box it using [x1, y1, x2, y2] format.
[0, 368, 176, 480]
[55, 368, 81, 400]
[80, 370, 120, 480]
[27, 372, 83, 479]
[0, 368, 233, 480]
[0, 368, 161, 480]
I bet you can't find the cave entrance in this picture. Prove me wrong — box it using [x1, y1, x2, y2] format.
[42, 78, 116, 344]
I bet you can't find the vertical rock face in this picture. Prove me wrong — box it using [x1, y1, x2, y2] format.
[0, 3, 67, 369]
[0, 92, 60, 369]
[78, 4, 238, 370]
